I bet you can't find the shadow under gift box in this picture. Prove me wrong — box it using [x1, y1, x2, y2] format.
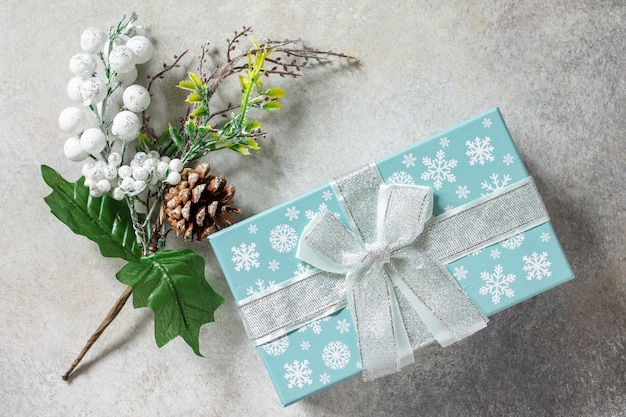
[209, 107, 574, 406]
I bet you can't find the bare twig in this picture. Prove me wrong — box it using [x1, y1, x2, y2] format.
[62, 286, 133, 381]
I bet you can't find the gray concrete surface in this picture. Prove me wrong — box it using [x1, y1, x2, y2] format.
[1, 1, 624, 416]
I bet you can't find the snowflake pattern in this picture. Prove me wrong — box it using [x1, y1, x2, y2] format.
[248, 224, 258, 234]
[456, 185, 470, 199]
[305, 203, 333, 220]
[466, 136, 495, 166]
[421, 150, 457, 190]
[479, 264, 516, 304]
[540, 232, 551, 242]
[285, 206, 300, 221]
[293, 263, 313, 277]
[231, 243, 261, 272]
[387, 171, 415, 184]
[482, 118, 492, 128]
[501, 233, 525, 250]
[439, 137, 450, 147]
[269, 224, 299, 253]
[322, 190, 334, 201]
[523, 252, 552, 280]
[300, 341, 311, 351]
[284, 360, 313, 389]
[268, 259, 280, 272]
[453, 265, 468, 280]
[481, 173, 512, 195]
[319, 373, 331, 385]
[262, 336, 289, 356]
[322, 341, 351, 370]
[503, 153, 515, 165]
[336, 319, 351, 334]
[402, 153, 417, 168]
[298, 317, 331, 334]
[246, 279, 276, 296]
[490, 248, 501, 259]
[355, 361, 363, 369]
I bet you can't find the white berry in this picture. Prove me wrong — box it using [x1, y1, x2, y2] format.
[156, 161, 169, 177]
[103, 165, 118, 180]
[169, 158, 183, 173]
[123, 84, 151, 112]
[69, 53, 97, 77]
[96, 179, 112, 193]
[67, 77, 84, 102]
[120, 177, 135, 190]
[118, 165, 132, 178]
[125, 36, 153, 64]
[107, 152, 122, 166]
[166, 171, 181, 184]
[132, 166, 149, 181]
[79, 77, 107, 105]
[63, 136, 89, 162]
[80, 28, 107, 53]
[112, 187, 125, 201]
[80, 128, 107, 154]
[58, 107, 86, 134]
[111, 111, 141, 142]
[109, 46, 136, 73]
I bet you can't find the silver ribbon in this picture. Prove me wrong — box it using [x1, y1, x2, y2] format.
[236, 165, 550, 381]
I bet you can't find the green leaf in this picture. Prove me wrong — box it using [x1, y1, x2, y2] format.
[262, 100, 282, 110]
[246, 120, 261, 131]
[169, 124, 185, 153]
[188, 72, 204, 90]
[41, 165, 141, 262]
[266, 87, 285, 99]
[177, 79, 197, 91]
[184, 119, 197, 139]
[185, 91, 203, 104]
[116, 249, 224, 354]
[190, 105, 209, 118]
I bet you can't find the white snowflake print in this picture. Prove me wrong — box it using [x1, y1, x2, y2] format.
[453, 265, 468, 280]
[262, 336, 289, 356]
[523, 252, 552, 280]
[248, 224, 258, 234]
[479, 264, 516, 304]
[402, 153, 417, 168]
[456, 185, 470, 199]
[300, 340, 311, 351]
[466, 136, 495, 166]
[269, 224, 299, 253]
[305, 203, 334, 220]
[490, 248, 501, 259]
[482, 118, 492, 128]
[470, 249, 483, 256]
[285, 206, 300, 221]
[246, 279, 276, 296]
[387, 171, 415, 185]
[268, 259, 280, 272]
[322, 190, 334, 201]
[540, 232, 551, 242]
[293, 263, 313, 277]
[336, 319, 351, 334]
[319, 373, 331, 385]
[501, 233, 525, 250]
[503, 153, 515, 166]
[322, 341, 352, 370]
[444, 204, 454, 211]
[481, 173, 512, 195]
[298, 317, 331, 334]
[284, 360, 313, 389]
[231, 243, 261, 272]
[421, 150, 458, 190]
[355, 361, 363, 369]
[439, 137, 450, 148]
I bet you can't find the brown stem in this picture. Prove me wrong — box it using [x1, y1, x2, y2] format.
[61, 285, 133, 381]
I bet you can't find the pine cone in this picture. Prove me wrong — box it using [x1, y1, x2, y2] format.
[162, 164, 242, 241]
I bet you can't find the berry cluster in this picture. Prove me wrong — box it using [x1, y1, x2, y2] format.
[58, 15, 180, 198]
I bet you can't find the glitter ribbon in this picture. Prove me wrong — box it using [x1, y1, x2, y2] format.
[236, 165, 549, 380]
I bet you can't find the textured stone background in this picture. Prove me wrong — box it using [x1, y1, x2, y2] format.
[1, 1, 624, 416]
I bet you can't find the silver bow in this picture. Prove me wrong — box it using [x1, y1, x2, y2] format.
[296, 167, 488, 380]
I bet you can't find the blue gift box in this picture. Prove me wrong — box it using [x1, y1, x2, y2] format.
[209, 108, 574, 406]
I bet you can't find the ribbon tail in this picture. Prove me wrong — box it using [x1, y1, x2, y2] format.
[347, 267, 414, 381]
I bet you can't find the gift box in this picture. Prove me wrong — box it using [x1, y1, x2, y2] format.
[209, 107, 573, 406]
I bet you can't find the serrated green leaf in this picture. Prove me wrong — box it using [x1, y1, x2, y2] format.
[266, 87, 285, 99]
[169, 124, 185, 152]
[188, 72, 204, 90]
[116, 249, 224, 355]
[184, 119, 197, 139]
[190, 105, 209, 118]
[177, 79, 197, 91]
[246, 120, 261, 131]
[262, 100, 282, 110]
[41, 165, 141, 262]
[185, 91, 203, 104]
